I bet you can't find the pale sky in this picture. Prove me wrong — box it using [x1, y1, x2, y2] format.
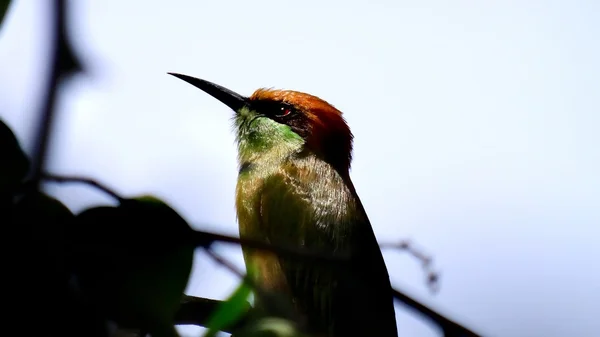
[1, 1, 599, 336]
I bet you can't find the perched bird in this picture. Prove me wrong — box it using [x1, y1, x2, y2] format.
[169, 73, 398, 337]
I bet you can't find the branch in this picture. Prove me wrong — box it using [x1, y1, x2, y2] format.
[173, 289, 483, 337]
[391, 288, 482, 337]
[189, 229, 350, 262]
[40, 173, 438, 275]
[28, 0, 64, 188]
[174, 295, 251, 334]
[195, 247, 479, 337]
[29, 0, 82, 190]
[172, 288, 483, 337]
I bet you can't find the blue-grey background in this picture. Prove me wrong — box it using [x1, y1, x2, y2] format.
[1, 1, 599, 336]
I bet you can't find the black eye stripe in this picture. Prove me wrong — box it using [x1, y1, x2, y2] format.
[249, 99, 310, 140]
[251, 100, 296, 118]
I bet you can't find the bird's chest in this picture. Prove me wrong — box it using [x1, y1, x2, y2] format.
[234, 164, 275, 240]
[235, 165, 295, 293]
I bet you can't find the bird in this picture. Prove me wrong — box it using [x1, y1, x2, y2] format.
[169, 72, 398, 337]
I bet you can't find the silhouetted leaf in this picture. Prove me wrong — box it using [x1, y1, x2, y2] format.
[0, 119, 29, 192]
[70, 196, 195, 337]
[12, 191, 73, 335]
[13, 190, 72, 276]
[0, 0, 12, 29]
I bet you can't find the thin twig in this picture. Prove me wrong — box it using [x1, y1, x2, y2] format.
[391, 288, 482, 337]
[203, 247, 247, 280]
[381, 239, 432, 267]
[175, 295, 251, 333]
[190, 230, 350, 262]
[41, 173, 124, 201]
[29, 0, 66, 189]
[381, 239, 440, 293]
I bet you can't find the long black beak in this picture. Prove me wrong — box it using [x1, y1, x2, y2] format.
[168, 72, 248, 112]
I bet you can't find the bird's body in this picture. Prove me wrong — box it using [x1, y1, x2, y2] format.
[169, 73, 398, 337]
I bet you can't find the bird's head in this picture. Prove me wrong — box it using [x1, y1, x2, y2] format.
[169, 73, 354, 173]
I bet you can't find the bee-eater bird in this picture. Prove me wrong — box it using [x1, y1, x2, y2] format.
[169, 72, 398, 337]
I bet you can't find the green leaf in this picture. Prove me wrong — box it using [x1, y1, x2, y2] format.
[203, 278, 253, 337]
[232, 316, 307, 337]
[244, 317, 304, 337]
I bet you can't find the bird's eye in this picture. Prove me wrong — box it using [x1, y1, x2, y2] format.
[276, 105, 294, 117]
